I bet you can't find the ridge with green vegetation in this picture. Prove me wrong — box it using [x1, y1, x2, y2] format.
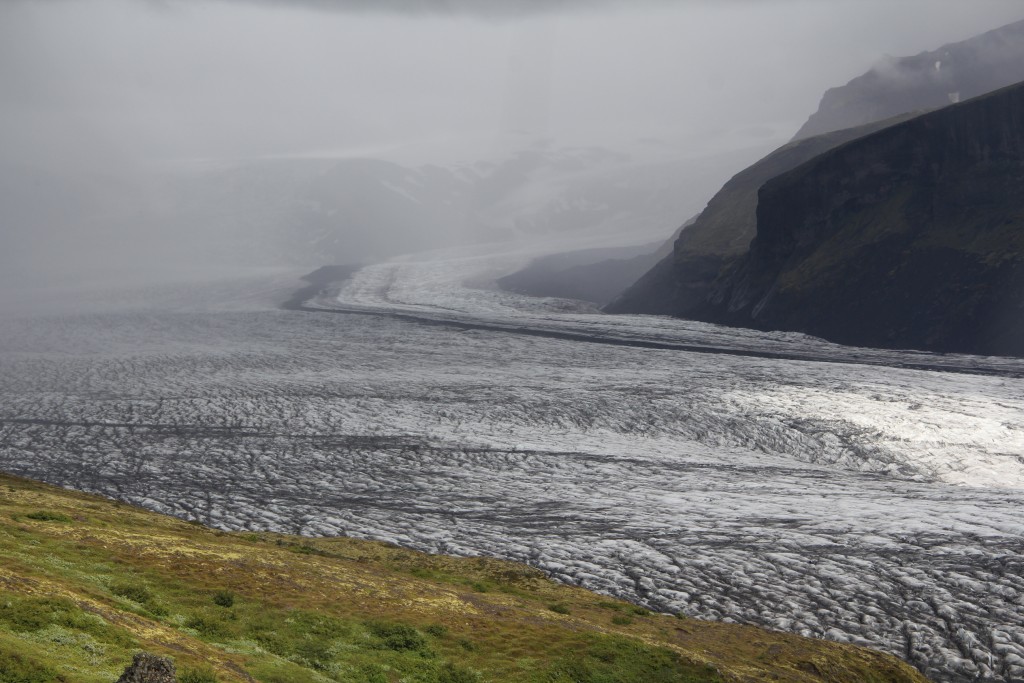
[604, 115, 913, 317]
[608, 18, 1024, 330]
[0, 472, 928, 683]
[701, 80, 1024, 355]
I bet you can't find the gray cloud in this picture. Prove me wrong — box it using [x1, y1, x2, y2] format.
[197, 0, 633, 17]
[2, 0, 1023, 285]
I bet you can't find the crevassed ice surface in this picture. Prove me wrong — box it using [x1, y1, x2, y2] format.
[1, 246, 1023, 683]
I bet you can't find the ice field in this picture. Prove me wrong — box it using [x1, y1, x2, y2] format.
[1, 246, 1023, 682]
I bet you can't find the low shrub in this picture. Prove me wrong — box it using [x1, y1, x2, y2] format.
[424, 624, 448, 638]
[366, 621, 428, 652]
[359, 664, 388, 683]
[212, 591, 234, 608]
[291, 638, 333, 671]
[110, 582, 153, 604]
[437, 661, 480, 683]
[145, 602, 169, 618]
[184, 614, 233, 640]
[24, 511, 71, 523]
[179, 665, 218, 683]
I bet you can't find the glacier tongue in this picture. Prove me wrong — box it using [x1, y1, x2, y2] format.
[1, 248, 1023, 682]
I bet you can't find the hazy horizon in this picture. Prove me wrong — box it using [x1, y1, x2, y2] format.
[2, 0, 1023, 288]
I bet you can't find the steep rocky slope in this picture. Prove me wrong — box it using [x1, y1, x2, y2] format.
[605, 117, 911, 315]
[700, 81, 1024, 355]
[795, 18, 1024, 140]
[608, 18, 1024, 322]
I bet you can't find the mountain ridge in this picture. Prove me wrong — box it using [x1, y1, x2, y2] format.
[605, 114, 916, 315]
[795, 17, 1024, 140]
[698, 79, 1024, 355]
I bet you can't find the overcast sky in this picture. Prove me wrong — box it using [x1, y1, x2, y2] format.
[2, 0, 1024, 293]
[3, 0, 1023, 167]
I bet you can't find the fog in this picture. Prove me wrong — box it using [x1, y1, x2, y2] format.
[2, 0, 1023, 290]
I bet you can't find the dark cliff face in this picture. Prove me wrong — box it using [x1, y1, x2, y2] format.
[795, 18, 1024, 140]
[605, 116, 914, 315]
[608, 19, 1024, 334]
[704, 81, 1024, 356]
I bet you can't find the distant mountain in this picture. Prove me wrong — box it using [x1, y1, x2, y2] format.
[696, 81, 1024, 356]
[795, 18, 1024, 140]
[149, 146, 743, 269]
[1, 145, 741, 284]
[495, 233, 677, 307]
[492, 144, 774, 307]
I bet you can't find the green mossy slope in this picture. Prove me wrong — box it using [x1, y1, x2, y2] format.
[0, 473, 927, 683]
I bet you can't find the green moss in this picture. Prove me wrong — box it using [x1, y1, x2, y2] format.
[0, 647, 59, 683]
[0, 602, 136, 682]
[246, 659, 324, 683]
[542, 636, 721, 683]
[0, 472, 928, 683]
[0, 596, 131, 648]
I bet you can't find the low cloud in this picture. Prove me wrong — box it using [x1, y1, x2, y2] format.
[206, 0, 635, 17]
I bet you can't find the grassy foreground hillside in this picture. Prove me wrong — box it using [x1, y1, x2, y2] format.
[0, 473, 926, 683]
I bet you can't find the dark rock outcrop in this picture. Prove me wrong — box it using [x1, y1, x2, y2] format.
[702, 81, 1024, 356]
[605, 116, 913, 315]
[608, 19, 1024, 323]
[795, 18, 1024, 140]
[115, 653, 177, 683]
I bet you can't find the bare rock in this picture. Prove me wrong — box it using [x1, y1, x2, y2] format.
[115, 653, 177, 683]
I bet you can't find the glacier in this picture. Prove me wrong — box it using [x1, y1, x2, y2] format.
[0, 244, 1022, 682]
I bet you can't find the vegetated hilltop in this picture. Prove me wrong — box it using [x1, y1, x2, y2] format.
[695, 80, 1024, 356]
[795, 18, 1024, 140]
[0, 472, 927, 683]
[607, 18, 1024, 324]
